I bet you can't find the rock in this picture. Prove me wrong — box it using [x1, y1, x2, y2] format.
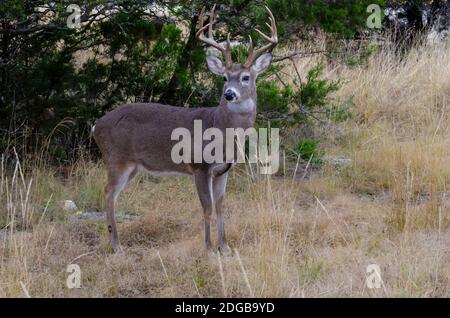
[63, 200, 78, 212]
[68, 211, 139, 222]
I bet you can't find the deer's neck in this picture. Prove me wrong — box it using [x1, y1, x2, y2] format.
[225, 98, 255, 113]
[214, 97, 257, 130]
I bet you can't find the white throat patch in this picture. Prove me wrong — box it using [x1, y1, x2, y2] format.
[227, 98, 255, 113]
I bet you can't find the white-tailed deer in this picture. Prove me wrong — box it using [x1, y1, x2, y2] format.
[93, 5, 277, 254]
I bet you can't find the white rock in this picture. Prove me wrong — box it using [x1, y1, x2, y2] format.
[63, 200, 78, 212]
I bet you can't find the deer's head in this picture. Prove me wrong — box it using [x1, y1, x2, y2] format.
[196, 5, 278, 107]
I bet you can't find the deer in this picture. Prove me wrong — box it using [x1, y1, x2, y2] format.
[93, 5, 278, 254]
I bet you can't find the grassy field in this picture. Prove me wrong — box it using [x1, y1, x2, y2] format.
[0, 40, 449, 297]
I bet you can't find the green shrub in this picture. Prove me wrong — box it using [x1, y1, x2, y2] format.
[1, 0, 374, 158]
[257, 80, 292, 114]
[292, 140, 325, 165]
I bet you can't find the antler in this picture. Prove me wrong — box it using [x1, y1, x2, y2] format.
[196, 4, 233, 68]
[243, 6, 278, 68]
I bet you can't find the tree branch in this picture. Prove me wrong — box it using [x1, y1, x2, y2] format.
[273, 50, 333, 63]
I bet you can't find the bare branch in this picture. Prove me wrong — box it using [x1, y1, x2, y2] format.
[272, 50, 331, 63]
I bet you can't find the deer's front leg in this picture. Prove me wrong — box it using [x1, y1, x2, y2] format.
[194, 170, 213, 251]
[213, 172, 231, 255]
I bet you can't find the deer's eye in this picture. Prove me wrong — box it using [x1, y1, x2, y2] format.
[242, 75, 250, 81]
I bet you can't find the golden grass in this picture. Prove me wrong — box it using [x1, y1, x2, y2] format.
[1, 40, 449, 298]
[337, 41, 450, 232]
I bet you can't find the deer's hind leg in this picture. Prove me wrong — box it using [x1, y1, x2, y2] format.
[104, 162, 137, 252]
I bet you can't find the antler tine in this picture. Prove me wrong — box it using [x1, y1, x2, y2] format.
[247, 35, 254, 54]
[196, 7, 206, 34]
[196, 4, 233, 68]
[208, 4, 215, 39]
[243, 6, 278, 68]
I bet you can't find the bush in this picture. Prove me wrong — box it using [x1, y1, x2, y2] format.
[256, 63, 342, 127]
[1, 0, 375, 158]
[257, 80, 292, 114]
[292, 140, 325, 165]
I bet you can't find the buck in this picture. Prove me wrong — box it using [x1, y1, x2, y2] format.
[93, 5, 278, 254]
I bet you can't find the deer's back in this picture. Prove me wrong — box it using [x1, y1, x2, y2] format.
[94, 103, 215, 170]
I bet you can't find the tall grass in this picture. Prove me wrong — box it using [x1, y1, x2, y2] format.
[336, 40, 450, 232]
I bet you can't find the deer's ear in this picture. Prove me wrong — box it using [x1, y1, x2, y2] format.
[206, 56, 226, 75]
[252, 53, 272, 76]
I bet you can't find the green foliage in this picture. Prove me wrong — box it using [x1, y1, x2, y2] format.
[256, 0, 387, 38]
[292, 140, 325, 165]
[0, 0, 372, 158]
[306, 0, 386, 36]
[297, 65, 341, 110]
[256, 63, 342, 128]
[214, 0, 388, 43]
[256, 64, 344, 161]
[257, 80, 292, 114]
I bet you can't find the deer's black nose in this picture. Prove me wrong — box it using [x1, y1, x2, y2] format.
[224, 89, 236, 101]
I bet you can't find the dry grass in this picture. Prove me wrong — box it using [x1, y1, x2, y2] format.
[1, 40, 449, 298]
[336, 41, 450, 232]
